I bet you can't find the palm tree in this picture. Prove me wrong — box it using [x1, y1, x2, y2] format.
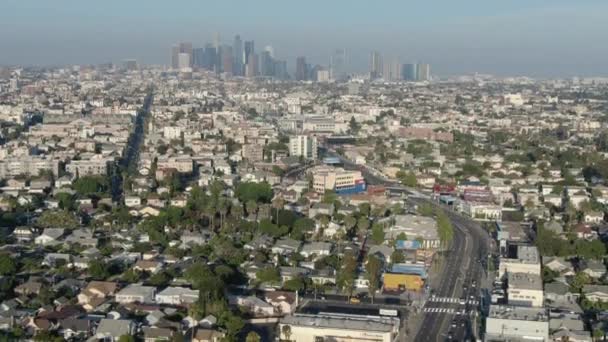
[218, 198, 229, 231]
[246, 199, 258, 219]
[273, 196, 285, 226]
[281, 325, 292, 342]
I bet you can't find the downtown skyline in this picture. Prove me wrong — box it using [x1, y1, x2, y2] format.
[1, 1, 608, 77]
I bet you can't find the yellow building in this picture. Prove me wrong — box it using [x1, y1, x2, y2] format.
[383, 273, 423, 292]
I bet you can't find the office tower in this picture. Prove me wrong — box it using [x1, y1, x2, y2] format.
[417, 63, 430, 81]
[178, 53, 191, 70]
[295, 56, 308, 81]
[122, 59, 138, 71]
[193, 48, 205, 68]
[383, 58, 402, 81]
[221, 46, 234, 75]
[203, 44, 217, 71]
[233, 35, 243, 76]
[171, 42, 193, 69]
[317, 68, 330, 82]
[289, 135, 318, 160]
[274, 60, 288, 80]
[260, 51, 274, 77]
[244, 40, 255, 64]
[369, 51, 383, 79]
[171, 45, 180, 69]
[246, 53, 259, 77]
[403, 63, 418, 81]
[330, 48, 348, 81]
[213, 32, 221, 49]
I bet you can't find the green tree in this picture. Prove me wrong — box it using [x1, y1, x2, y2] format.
[436, 210, 454, 249]
[256, 267, 281, 284]
[73, 175, 108, 195]
[0, 254, 17, 276]
[357, 217, 370, 236]
[417, 203, 434, 217]
[88, 260, 109, 280]
[236, 182, 273, 203]
[396, 170, 417, 187]
[37, 210, 80, 228]
[391, 250, 405, 264]
[246, 331, 262, 342]
[365, 255, 383, 303]
[336, 252, 357, 298]
[371, 224, 385, 245]
[118, 335, 135, 342]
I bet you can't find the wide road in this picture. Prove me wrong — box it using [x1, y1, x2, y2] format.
[323, 146, 493, 341]
[111, 92, 153, 201]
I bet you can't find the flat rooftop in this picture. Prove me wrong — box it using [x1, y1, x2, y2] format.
[280, 313, 397, 333]
[508, 272, 542, 291]
[488, 305, 548, 322]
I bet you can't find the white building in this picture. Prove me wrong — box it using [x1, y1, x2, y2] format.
[289, 135, 318, 160]
[155, 287, 199, 305]
[499, 245, 541, 278]
[279, 314, 398, 342]
[115, 284, 156, 304]
[507, 272, 543, 307]
[485, 305, 548, 341]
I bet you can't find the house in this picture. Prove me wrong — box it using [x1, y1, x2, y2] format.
[543, 257, 574, 276]
[279, 266, 310, 282]
[170, 195, 188, 208]
[264, 291, 297, 315]
[142, 327, 174, 342]
[574, 224, 596, 240]
[134, 260, 163, 273]
[580, 259, 606, 280]
[271, 238, 301, 255]
[13, 226, 36, 242]
[59, 318, 91, 340]
[139, 206, 161, 217]
[64, 228, 98, 248]
[15, 280, 43, 296]
[180, 230, 211, 246]
[193, 328, 225, 342]
[35, 228, 65, 246]
[544, 281, 580, 312]
[115, 284, 156, 304]
[124, 195, 142, 208]
[300, 242, 333, 259]
[95, 319, 135, 342]
[582, 285, 608, 303]
[584, 211, 604, 224]
[308, 202, 334, 218]
[230, 295, 274, 316]
[77, 281, 118, 310]
[43, 253, 72, 267]
[155, 287, 199, 305]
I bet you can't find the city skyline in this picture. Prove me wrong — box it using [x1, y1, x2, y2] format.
[1, 1, 608, 77]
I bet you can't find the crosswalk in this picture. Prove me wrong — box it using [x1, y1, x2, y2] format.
[423, 307, 456, 314]
[427, 297, 479, 305]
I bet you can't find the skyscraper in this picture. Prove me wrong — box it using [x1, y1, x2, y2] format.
[295, 56, 308, 81]
[203, 44, 217, 72]
[245, 53, 258, 78]
[382, 58, 402, 81]
[193, 48, 205, 68]
[369, 51, 383, 80]
[330, 48, 348, 81]
[260, 51, 274, 77]
[170, 42, 193, 69]
[244, 40, 255, 65]
[403, 63, 418, 81]
[221, 46, 233, 75]
[417, 63, 430, 81]
[233, 35, 243, 76]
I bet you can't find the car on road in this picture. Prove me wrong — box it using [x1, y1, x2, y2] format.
[349, 297, 360, 304]
[451, 320, 457, 328]
[459, 298, 466, 305]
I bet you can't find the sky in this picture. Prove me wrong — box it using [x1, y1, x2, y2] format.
[1, 0, 607, 77]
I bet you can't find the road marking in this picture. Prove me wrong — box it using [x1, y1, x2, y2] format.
[427, 297, 479, 305]
[423, 307, 456, 314]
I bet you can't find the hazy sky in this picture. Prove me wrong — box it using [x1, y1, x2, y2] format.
[1, 0, 607, 77]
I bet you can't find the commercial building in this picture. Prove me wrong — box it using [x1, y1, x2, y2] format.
[279, 313, 399, 342]
[312, 166, 365, 195]
[242, 143, 264, 162]
[499, 245, 541, 278]
[386, 215, 440, 249]
[289, 135, 318, 160]
[383, 273, 424, 292]
[369, 51, 383, 79]
[507, 272, 543, 307]
[485, 305, 549, 341]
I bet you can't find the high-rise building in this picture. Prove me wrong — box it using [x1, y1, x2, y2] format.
[295, 56, 308, 81]
[171, 42, 193, 69]
[213, 32, 221, 49]
[274, 60, 288, 80]
[369, 51, 383, 79]
[383, 58, 402, 81]
[417, 63, 431, 81]
[123, 59, 138, 71]
[233, 35, 243, 76]
[221, 46, 233, 75]
[193, 48, 205, 68]
[330, 48, 348, 81]
[244, 40, 255, 65]
[289, 135, 318, 160]
[403, 63, 418, 81]
[203, 44, 217, 71]
[259, 51, 272, 77]
[245, 53, 258, 78]
[178, 53, 191, 70]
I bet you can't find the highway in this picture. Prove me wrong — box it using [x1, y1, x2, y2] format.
[322, 145, 493, 341]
